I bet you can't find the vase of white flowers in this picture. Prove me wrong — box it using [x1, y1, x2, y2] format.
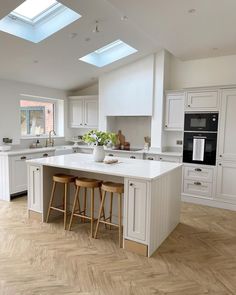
[83, 130, 117, 162]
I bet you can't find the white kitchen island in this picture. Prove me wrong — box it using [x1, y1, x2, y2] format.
[27, 153, 182, 257]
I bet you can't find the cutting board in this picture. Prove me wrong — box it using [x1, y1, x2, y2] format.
[118, 130, 125, 146]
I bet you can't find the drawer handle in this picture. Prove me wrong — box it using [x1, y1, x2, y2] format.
[130, 183, 134, 186]
[108, 154, 114, 157]
[43, 153, 49, 157]
[194, 181, 202, 186]
[20, 156, 26, 160]
[219, 163, 222, 166]
[36, 168, 40, 171]
[195, 168, 202, 172]
[159, 157, 163, 160]
[130, 156, 136, 159]
[148, 157, 154, 160]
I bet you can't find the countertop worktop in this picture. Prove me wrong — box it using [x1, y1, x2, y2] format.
[0, 144, 182, 157]
[27, 153, 182, 180]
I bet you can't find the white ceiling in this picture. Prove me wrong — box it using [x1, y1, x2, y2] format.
[0, 0, 236, 90]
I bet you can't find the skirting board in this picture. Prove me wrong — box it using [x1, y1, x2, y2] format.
[124, 239, 148, 257]
[182, 195, 236, 212]
[28, 210, 43, 221]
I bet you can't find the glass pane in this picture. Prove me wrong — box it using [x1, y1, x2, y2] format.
[21, 110, 27, 136]
[20, 100, 55, 136]
[29, 110, 45, 135]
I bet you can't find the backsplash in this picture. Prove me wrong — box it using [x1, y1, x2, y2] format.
[107, 116, 151, 147]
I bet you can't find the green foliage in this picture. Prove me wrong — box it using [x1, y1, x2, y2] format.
[83, 130, 117, 146]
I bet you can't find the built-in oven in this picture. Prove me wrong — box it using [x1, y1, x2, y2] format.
[183, 112, 218, 166]
[184, 112, 218, 132]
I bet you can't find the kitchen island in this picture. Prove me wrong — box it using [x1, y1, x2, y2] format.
[27, 153, 182, 257]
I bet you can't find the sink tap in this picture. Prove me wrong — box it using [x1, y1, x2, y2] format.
[46, 130, 56, 147]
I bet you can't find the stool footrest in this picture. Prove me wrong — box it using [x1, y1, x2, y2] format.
[97, 220, 120, 228]
[50, 206, 65, 213]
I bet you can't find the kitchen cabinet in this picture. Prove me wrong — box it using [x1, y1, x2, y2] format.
[218, 89, 236, 161]
[125, 179, 149, 243]
[69, 96, 98, 128]
[216, 161, 236, 204]
[164, 92, 184, 131]
[185, 91, 219, 111]
[9, 151, 54, 194]
[144, 153, 182, 163]
[105, 151, 143, 160]
[28, 165, 42, 213]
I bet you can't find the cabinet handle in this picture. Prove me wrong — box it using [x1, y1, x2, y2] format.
[188, 104, 190, 107]
[108, 154, 114, 157]
[219, 163, 222, 166]
[219, 155, 222, 157]
[159, 157, 163, 160]
[43, 153, 48, 157]
[36, 168, 40, 171]
[194, 181, 202, 186]
[130, 156, 136, 159]
[20, 156, 26, 160]
[80, 123, 83, 126]
[195, 168, 202, 172]
[165, 125, 168, 128]
[129, 183, 134, 186]
[147, 157, 154, 160]
[84, 123, 87, 126]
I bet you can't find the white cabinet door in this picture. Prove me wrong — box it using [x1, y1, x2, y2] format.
[10, 155, 28, 194]
[165, 93, 184, 130]
[218, 89, 236, 161]
[84, 99, 98, 128]
[126, 179, 148, 242]
[186, 91, 219, 111]
[28, 165, 42, 212]
[216, 162, 236, 204]
[69, 99, 84, 128]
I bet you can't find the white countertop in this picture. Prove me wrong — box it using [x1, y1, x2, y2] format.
[0, 147, 56, 156]
[27, 153, 182, 180]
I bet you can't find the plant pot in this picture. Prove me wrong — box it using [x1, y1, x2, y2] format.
[93, 145, 105, 162]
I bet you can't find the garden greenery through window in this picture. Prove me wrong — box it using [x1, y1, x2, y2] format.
[20, 100, 55, 136]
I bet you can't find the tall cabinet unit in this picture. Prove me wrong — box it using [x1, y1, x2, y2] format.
[216, 89, 236, 205]
[69, 96, 98, 128]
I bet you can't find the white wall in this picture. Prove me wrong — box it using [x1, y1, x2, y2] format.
[170, 54, 236, 89]
[70, 83, 98, 96]
[0, 79, 69, 146]
[107, 116, 151, 147]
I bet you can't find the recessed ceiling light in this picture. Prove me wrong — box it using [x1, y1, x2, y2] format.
[70, 33, 78, 39]
[85, 37, 91, 42]
[33, 60, 39, 63]
[188, 8, 196, 14]
[121, 15, 128, 21]
[212, 47, 219, 50]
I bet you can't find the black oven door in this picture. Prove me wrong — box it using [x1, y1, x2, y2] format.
[183, 132, 217, 165]
[184, 113, 218, 132]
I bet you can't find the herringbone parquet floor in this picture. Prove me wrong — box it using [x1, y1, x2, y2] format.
[0, 197, 236, 295]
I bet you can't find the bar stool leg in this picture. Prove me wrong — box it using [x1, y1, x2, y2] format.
[99, 187, 106, 223]
[68, 186, 80, 231]
[64, 183, 68, 230]
[118, 193, 122, 248]
[109, 192, 113, 230]
[94, 190, 106, 239]
[46, 181, 56, 223]
[83, 188, 87, 223]
[91, 188, 95, 237]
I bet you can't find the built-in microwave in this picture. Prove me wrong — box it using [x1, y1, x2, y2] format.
[184, 113, 218, 132]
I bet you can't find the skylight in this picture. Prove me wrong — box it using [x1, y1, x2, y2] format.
[79, 40, 138, 67]
[12, 0, 59, 22]
[0, 1, 81, 43]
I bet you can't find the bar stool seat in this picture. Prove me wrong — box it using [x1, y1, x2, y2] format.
[46, 174, 76, 230]
[94, 182, 124, 247]
[68, 178, 105, 237]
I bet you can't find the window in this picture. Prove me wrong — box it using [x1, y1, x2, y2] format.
[0, 0, 81, 43]
[20, 100, 55, 136]
[79, 39, 138, 67]
[11, 0, 59, 23]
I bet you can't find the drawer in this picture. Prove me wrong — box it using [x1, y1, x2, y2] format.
[184, 166, 213, 182]
[183, 180, 212, 198]
[158, 155, 182, 163]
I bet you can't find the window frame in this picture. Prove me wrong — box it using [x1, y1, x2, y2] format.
[19, 95, 64, 139]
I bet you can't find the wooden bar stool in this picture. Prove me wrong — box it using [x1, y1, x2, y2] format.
[94, 182, 124, 247]
[68, 178, 105, 237]
[46, 174, 76, 230]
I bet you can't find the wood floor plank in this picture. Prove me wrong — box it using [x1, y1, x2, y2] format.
[0, 197, 236, 294]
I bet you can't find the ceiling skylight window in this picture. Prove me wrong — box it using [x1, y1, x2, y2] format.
[79, 40, 138, 67]
[11, 0, 59, 23]
[0, 0, 81, 43]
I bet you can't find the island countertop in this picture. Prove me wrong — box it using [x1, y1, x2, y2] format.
[27, 153, 182, 181]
